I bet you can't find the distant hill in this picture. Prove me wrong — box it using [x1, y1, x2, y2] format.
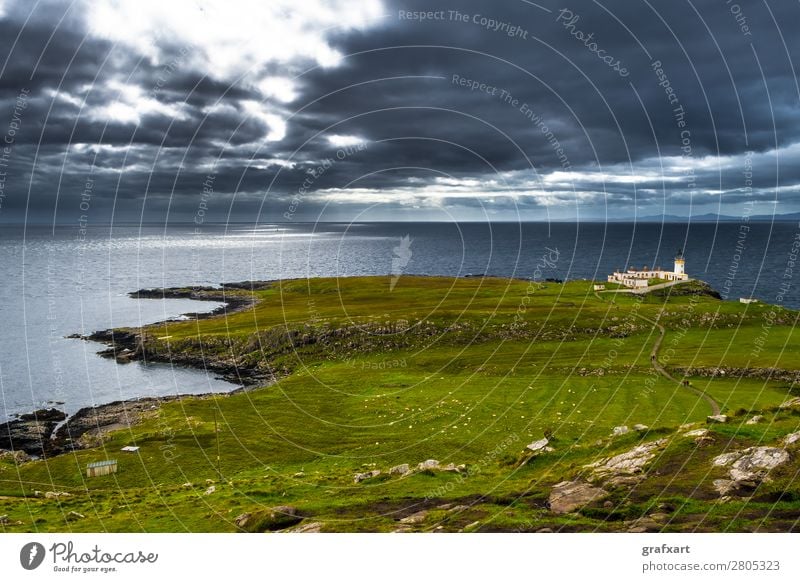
[603, 212, 800, 223]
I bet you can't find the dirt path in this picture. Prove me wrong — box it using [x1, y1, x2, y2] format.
[593, 290, 721, 416]
[633, 311, 722, 416]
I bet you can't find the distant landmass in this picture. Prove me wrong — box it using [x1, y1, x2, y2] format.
[604, 212, 800, 223]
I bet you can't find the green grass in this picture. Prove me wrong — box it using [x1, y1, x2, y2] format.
[2, 276, 799, 533]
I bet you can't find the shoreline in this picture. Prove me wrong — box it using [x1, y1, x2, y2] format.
[1, 281, 278, 458]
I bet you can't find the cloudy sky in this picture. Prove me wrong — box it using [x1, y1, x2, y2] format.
[0, 0, 798, 223]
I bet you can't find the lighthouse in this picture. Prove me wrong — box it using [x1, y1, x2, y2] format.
[674, 249, 685, 276]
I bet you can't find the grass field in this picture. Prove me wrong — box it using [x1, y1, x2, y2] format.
[1, 276, 799, 532]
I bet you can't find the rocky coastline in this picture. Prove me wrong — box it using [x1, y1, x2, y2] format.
[1, 282, 275, 459]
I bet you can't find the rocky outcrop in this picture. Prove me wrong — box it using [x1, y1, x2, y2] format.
[0, 449, 31, 464]
[707, 415, 728, 424]
[779, 397, 800, 409]
[712, 446, 791, 497]
[399, 510, 428, 525]
[54, 398, 165, 449]
[586, 439, 668, 483]
[389, 463, 410, 476]
[783, 432, 800, 446]
[354, 469, 381, 483]
[0, 409, 67, 456]
[286, 521, 322, 533]
[526, 438, 553, 454]
[417, 459, 440, 471]
[548, 480, 608, 514]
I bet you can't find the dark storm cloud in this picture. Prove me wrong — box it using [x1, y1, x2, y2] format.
[0, 0, 798, 223]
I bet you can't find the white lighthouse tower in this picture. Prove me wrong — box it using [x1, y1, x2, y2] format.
[673, 249, 685, 276]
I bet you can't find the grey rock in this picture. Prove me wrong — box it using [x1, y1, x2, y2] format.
[399, 510, 428, 524]
[783, 432, 800, 446]
[44, 491, 71, 499]
[779, 397, 800, 409]
[354, 469, 381, 483]
[526, 438, 550, 453]
[234, 513, 251, 528]
[417, 459, 440, 471]
[626, 517, 661, 532]
[389, 463, 410, 476]
[712, 452, 742, 467]
[707, 414, 729, 424]
[548, 480, 608, 514]
[611, 426, 630, 436]
[287, 521, 322, 533]
[683, 429, 709, 438]
[587, 439, 668, 477]
[745, 415, 764, 425]
[729, 447, 789, 482]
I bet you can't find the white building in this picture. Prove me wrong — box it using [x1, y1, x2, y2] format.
[607, 250, 688, 288]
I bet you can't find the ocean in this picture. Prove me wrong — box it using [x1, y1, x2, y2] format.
[1, 220, 798, 420]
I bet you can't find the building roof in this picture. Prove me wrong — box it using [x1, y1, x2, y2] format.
[87, 459, 117, 468]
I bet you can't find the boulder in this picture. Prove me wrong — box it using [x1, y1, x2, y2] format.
[67, 511, 85, 521]
[44, 491, 71, 499]
[399, 510, 428, 525]
[712, 446, 790, 496]
[587, 439, 668, 478]
[729, 447, 789, 482]
[783, 432, 800, 446]
[389, 463, 410, 476]
[707, 414, 729, 424]
[633, 424, 649, 431]
[611, 426, 630, 436]
[287, 521, 322, 533]
[627, 517, 661, 533]
[354, 469, 381, 483]
[712, 452, 741, 467]
[712, 479, 755, 497]
[526, 438, 551, 453]
[548, 480, 608, 514]
[745, 415, 764, 425]
[234, 513, 251, 528]
[417, 459, 440, 471]
[204, 485, 216, 496]
[683, 429, 709, 438]
[779, 397, 800, 409]
[0, 515, 9, 525]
